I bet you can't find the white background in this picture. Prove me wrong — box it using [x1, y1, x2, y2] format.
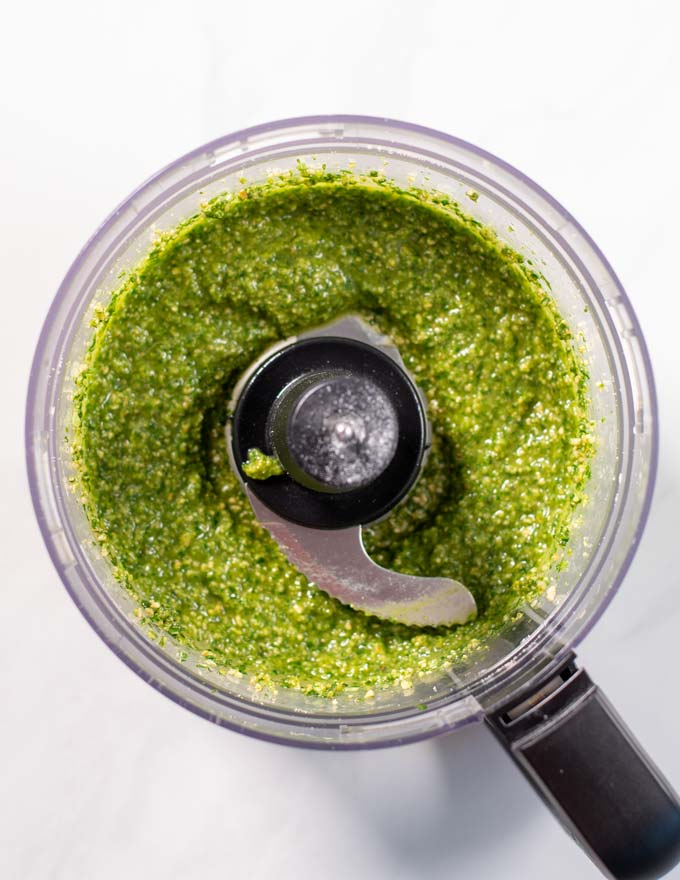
[2, 1, 679, 878]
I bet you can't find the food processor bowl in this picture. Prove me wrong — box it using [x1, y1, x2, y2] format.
[27, 116, 680, 880]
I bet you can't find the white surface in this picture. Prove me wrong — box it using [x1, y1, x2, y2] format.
[2, 1, 680, 878]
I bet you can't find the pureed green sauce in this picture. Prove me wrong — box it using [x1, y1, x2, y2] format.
[74, 169, 593, 698]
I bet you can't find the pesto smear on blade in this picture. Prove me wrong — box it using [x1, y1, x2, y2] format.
[74, 170, 593, 699]
[242, 448, 284, 480]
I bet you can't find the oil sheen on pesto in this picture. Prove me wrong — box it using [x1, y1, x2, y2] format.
[74, 170, 593, 698]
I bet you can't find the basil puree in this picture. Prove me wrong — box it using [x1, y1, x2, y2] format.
[74, 170, 593, 698]
[242, 448, 284, 480]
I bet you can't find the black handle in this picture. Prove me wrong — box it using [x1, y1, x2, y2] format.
[486, 657, 680, 879]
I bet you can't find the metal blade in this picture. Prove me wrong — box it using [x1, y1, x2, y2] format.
[248, 489, 477, 627]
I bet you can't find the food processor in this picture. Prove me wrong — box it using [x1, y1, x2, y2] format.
[26, 116, 680, 879]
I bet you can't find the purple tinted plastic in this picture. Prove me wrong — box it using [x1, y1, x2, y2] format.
[26, 116, 657, 748]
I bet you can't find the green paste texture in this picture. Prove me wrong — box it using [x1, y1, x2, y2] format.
[242, 448, 284, 480]
[73, 170, 593, 698]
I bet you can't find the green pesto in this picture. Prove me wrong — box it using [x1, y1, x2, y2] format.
[74, 170, 593, 698]
[242, 448, 284, 480]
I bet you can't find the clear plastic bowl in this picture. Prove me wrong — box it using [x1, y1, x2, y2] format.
[26, 116, 657, 748]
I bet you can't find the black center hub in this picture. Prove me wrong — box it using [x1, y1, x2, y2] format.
[231, 336, 428, 529]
